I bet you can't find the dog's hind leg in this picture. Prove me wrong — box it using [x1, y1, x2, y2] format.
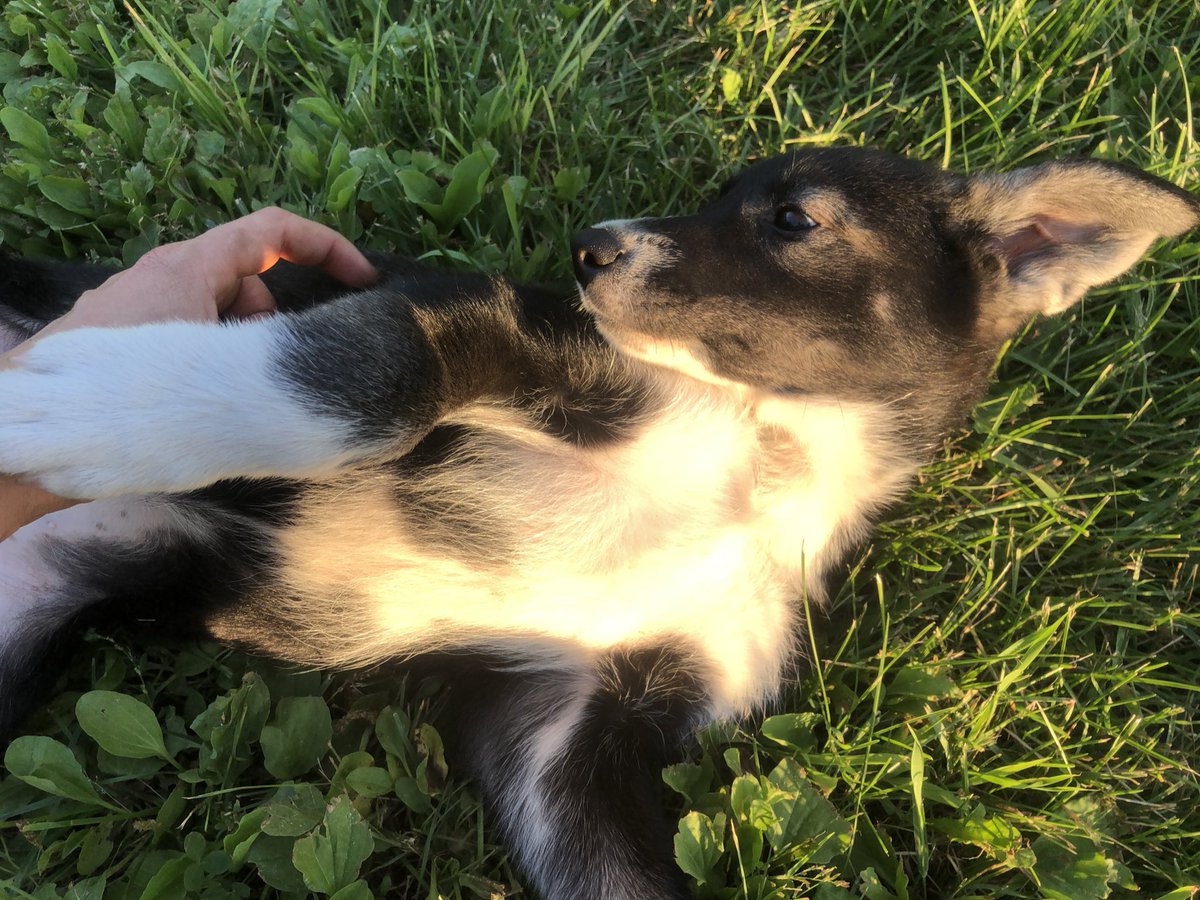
[442, 647, 706, 900]
[0, 496, 204, 737]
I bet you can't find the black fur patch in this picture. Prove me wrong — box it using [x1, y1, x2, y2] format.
[432, 647, 706, 900]
[383, 425, 517, 566]
[538, 647, 707, 899]
[0, 257, 117, 334]
[184, 477, 307, 528]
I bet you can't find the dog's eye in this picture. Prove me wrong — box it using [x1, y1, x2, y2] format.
[773, 206, 818, 233]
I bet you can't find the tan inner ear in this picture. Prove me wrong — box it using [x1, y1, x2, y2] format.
[959, 160, 1197, 339]
[990, 215, 1107, 268]
[968, 164, 1198, 241]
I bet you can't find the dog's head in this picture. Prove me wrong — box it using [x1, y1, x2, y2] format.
[574, 147, 1198, 431]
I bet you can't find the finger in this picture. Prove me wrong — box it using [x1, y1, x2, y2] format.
[197, 207, 378, 293]
[31, 246, 215, 334]
[224, 275, 278, 320]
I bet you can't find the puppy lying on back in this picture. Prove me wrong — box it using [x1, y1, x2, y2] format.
[0, 147, 1195, 899]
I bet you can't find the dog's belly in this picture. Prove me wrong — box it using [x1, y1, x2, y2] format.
[263, 397, 818, 714]
[273, 494, 799, 715]
[250, 392, 907, 713]
[401, 528, 795, 716]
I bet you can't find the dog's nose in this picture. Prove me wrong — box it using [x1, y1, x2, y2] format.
[571, 228, 625, 286]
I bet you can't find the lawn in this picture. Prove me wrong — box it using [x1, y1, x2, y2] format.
[0, 0, 1198, 897]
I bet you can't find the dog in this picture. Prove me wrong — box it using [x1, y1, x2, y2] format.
[0, 147, 1195, 898]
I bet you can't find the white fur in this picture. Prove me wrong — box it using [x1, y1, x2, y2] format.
[261, 376, 913, 717]
[509, 677, 592, 881]
[0, 318, 369, 497]
[595, 330, 743, 389]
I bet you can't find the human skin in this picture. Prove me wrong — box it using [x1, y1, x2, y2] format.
[0, 207, 377, 540]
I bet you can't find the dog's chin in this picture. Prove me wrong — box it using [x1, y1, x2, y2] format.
[578, 288, 633, 345]
[576, 284, 620, 320]
[579, 286, 747, 389]
[590, 317, 742, 389]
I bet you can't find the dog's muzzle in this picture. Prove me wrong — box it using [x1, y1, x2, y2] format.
[571, 228, 626, 287]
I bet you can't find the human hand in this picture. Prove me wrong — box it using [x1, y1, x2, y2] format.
[27, 206, 378, 340]
[0, 208, 377, 538]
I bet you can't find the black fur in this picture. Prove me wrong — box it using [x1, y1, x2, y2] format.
[0, 147, 1195, 899]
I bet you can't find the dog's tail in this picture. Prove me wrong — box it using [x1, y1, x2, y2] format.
[443, 646, 707, 900]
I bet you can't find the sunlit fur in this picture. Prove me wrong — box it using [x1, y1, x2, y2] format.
[236, 374, 911, 717]
[0, 146, 1195, 899]
[0, 319, 366, 497]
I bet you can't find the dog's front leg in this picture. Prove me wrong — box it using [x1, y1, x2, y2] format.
[0, 286, 506, 498]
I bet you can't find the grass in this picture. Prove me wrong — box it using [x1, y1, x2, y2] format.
[0, 0, 1198, 897]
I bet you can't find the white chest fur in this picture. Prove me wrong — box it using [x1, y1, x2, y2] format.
[272, 384, 914, 715]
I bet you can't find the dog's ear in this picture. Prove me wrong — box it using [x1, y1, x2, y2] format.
[953, 159, 1199, 337]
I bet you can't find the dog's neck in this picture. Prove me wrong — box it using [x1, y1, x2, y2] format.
[596, 368, 917, 712]
[750, 391, 916, 577]
[639, 365, 920, 589]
